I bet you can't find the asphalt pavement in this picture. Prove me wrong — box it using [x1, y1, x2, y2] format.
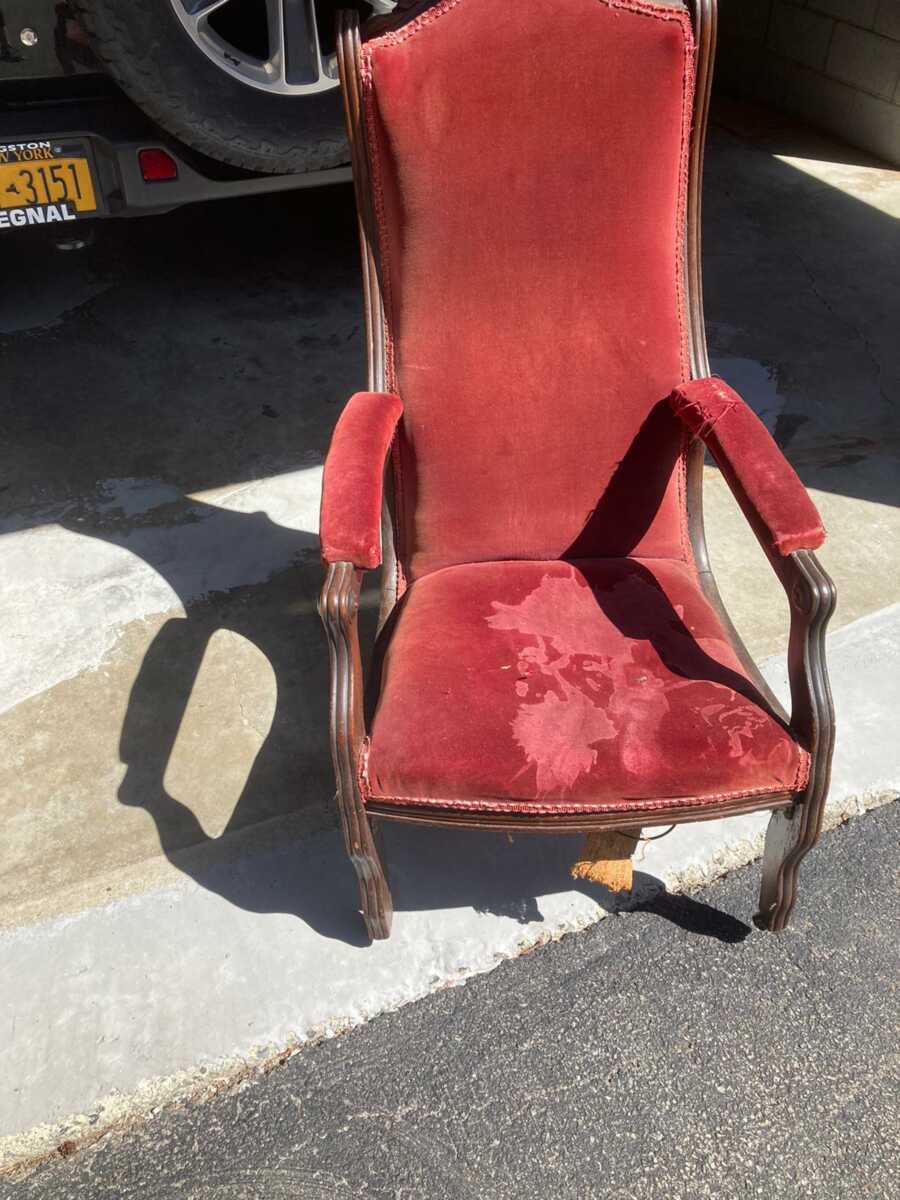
[9, 800, 899, 1200]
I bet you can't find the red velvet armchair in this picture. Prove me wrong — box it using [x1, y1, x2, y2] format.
[319, 0, 835, 941]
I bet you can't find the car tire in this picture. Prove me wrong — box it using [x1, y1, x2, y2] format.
[75, 0, 351, 174]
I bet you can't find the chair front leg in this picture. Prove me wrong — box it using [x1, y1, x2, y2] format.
[319, 561, 393, 940]
[755, 550, 837, 931]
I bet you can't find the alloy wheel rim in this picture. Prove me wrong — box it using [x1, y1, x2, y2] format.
[169, 0, 349, 97]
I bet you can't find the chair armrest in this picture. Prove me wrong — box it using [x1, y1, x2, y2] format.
[670, 378, 836, 924]
[320, 390, 403, 569]
[668, 377, 825, 558]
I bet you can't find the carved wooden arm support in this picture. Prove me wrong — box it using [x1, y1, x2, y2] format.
[758, 547, 836, 928]
[319, 560, 366, 787]
[318, 561, 392, 939]
[318, 387, 402, 780]
[776, 550, 837, 760]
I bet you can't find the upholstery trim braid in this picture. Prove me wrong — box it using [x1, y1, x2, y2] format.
[361, 778, 808, 816]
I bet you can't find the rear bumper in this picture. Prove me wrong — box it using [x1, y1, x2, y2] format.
[113, 143, 351, 216]
[0, 92, 351, 223]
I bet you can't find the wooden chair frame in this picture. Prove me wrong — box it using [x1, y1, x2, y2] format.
[320, 0, 836, 942]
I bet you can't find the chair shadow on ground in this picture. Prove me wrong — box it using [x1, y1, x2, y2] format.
[55, 481, 752, 950]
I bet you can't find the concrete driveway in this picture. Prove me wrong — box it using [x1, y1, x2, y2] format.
[1, 100, 899, 1174]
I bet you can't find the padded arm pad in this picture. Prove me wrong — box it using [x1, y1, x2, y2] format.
[668, 377, 825, 557]
[320, 391, 403, 569]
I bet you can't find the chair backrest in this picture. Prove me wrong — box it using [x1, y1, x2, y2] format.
[358, 0, 698, 582]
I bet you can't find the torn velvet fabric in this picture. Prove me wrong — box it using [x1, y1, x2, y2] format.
[668, 377, 825, 556]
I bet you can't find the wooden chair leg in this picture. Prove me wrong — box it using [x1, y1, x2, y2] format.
[346, 812, 393, 941]
[755, 805, 814, 932]
[320, 561, 394, 941]
[755, 551, 836, 932]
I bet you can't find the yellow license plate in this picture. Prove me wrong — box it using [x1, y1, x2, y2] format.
[0, 156, 97, 214]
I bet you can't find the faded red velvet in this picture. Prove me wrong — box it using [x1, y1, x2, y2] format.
[668, 377, 825, 556]
[337, 3, 813, 818]
[362, 0, 696, 581]
[365, 559, 808, 811]
[320, 390, 403, 568]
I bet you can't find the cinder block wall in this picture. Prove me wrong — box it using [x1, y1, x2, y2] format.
[716, 1, 900, 164]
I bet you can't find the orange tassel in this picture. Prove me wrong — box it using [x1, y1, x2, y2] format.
[571, 829, 640, 892]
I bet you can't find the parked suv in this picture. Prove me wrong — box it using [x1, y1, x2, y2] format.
[0, 1, 395, 229]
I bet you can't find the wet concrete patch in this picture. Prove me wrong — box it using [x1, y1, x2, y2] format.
[0, 468, 323, 714]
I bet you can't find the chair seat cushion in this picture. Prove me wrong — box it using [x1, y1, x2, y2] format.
[363, 558, 808, 814]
